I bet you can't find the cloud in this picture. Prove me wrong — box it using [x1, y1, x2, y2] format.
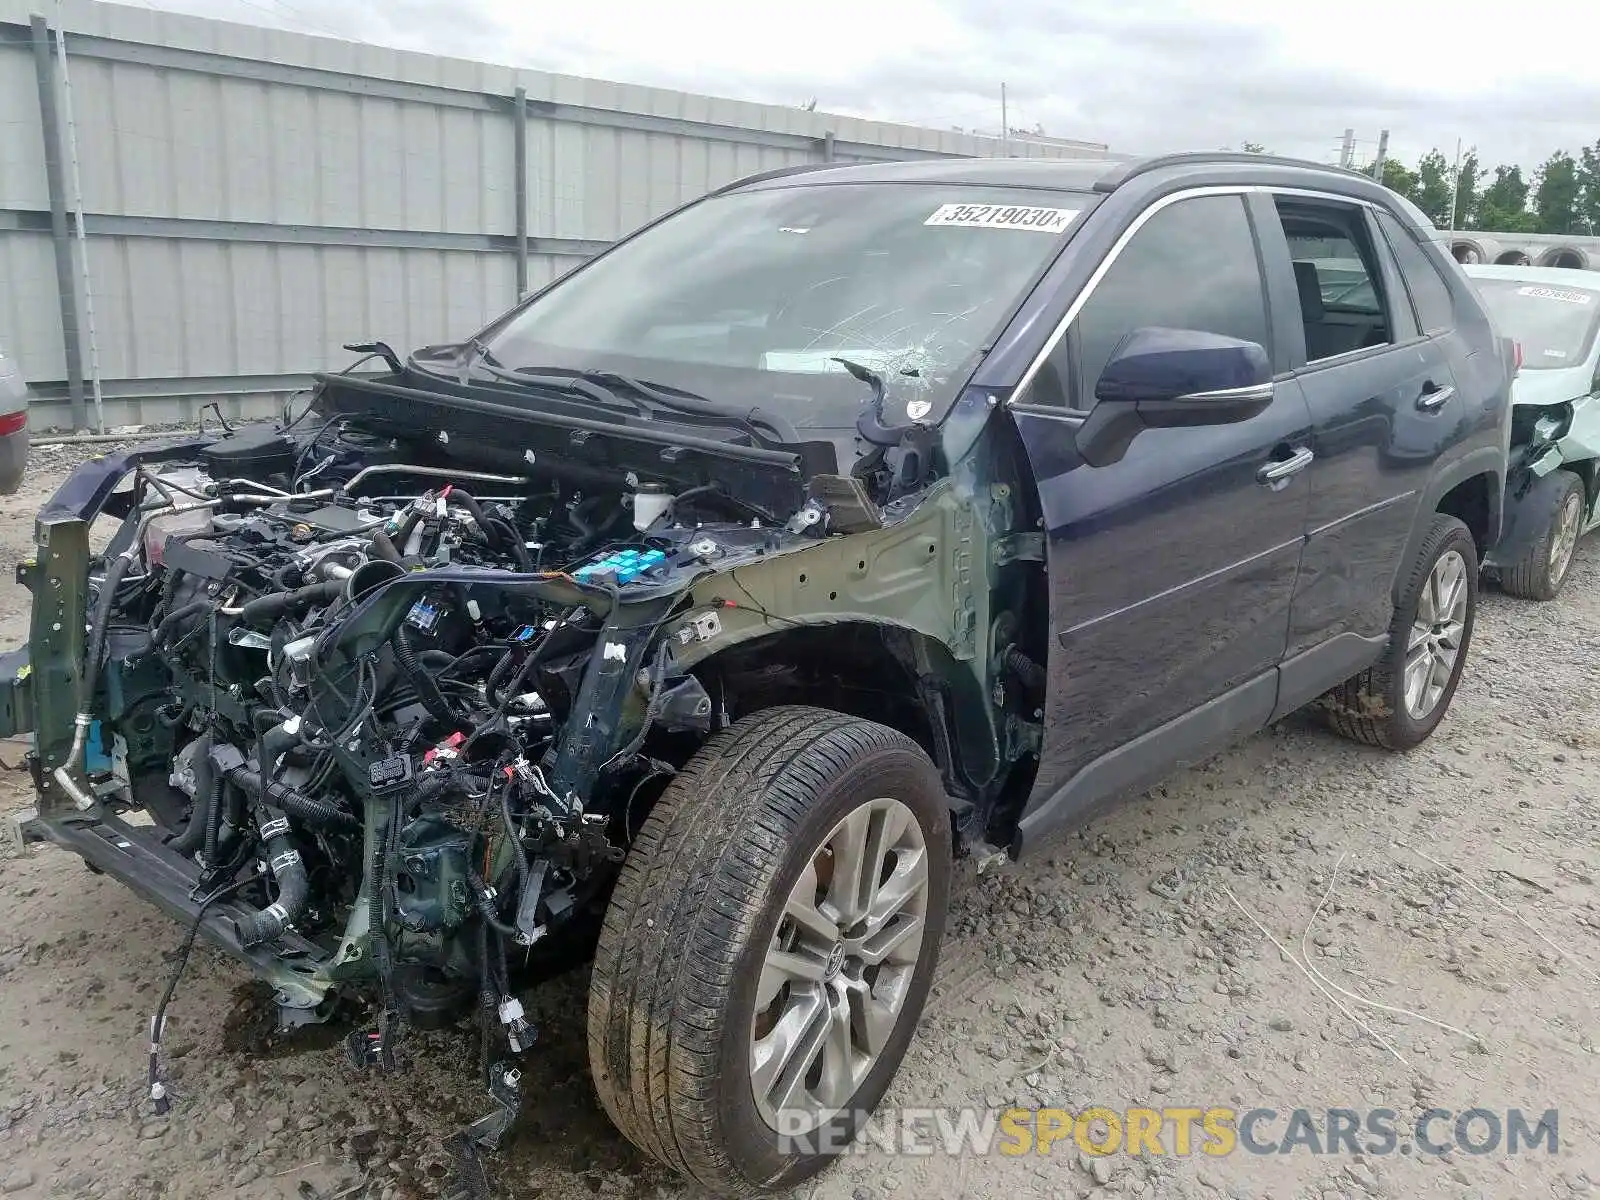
[140, 0, 1600, 173]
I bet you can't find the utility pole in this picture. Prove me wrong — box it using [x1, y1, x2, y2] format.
[1447, 137, 1462, 235]
[1000, 82, 1008, 158]
[1371, 129, 1389, 183]
[1339, 128, 1355, 169]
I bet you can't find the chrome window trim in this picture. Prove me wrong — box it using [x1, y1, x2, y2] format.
[1181, 380, 1275, 403]
[1009, 183, 1390, 405]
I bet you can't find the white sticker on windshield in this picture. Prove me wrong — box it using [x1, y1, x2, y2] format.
[1516, 285, 1594, 305]
[925, 203, 1079, 232]
[1543, 348, 1570, 358]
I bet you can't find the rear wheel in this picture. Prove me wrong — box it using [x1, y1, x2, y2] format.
[587, 706, 951, 1195]
[1502, 468, 1585, 600]
[1325, 513, 1477, 749]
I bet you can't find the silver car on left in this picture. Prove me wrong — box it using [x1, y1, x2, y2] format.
[0, 345, 30, 494]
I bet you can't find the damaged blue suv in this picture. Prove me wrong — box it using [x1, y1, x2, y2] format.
[1, 152, 1509, 1195]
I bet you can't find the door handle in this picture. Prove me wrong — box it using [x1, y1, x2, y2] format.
[1416, 383, 1455, 412]
[1258, 446, 1314, 484]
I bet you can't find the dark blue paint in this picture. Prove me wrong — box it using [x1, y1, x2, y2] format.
[1013, 390, 1312, 808]
[1093, 326, 1271, 405]
[985, 169, 1509, 844]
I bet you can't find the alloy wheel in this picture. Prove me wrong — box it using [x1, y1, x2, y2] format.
[749, 796, 929, 1134]
[1549, 491, 1583, 592]
[1404, 549, 1469, 720]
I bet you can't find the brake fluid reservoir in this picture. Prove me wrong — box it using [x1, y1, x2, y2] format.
[632, 482, 673, 530]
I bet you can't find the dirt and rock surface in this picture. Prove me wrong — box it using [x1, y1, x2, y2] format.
[0, 445, 1596, 1199]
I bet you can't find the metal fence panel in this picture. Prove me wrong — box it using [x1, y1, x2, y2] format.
[0, 0, 1116, 429]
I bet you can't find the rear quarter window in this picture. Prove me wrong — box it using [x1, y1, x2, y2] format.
[1376, 211, 1455, 335]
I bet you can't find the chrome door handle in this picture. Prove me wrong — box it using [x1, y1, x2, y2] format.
[1258, 446, 1314, 483]
[1417, 384, 1455, 411]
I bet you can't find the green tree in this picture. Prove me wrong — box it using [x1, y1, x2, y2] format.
[1361, 159, 1418, 203]
[1577, 138, 1600, 232]
[1241, 141, 1267, 154]
[1533, 150, 1581, 234]
[1477, 164, 1536, 232]
[1453, 150, 1483, 229]
[1414, 149, 1454, 226]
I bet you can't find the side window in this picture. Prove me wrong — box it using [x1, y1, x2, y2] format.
[1375, 210, 1455, 335]
[1033, 195, 1268, 407]
[1273, 198, 1392, 363]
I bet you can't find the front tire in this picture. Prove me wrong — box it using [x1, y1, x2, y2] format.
[1502, 468, 1584, 600]
[587, 706, 951, 1196]
[1325, 513, 1477, 749]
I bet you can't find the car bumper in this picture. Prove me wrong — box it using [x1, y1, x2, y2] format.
[0, 428, 28, 495]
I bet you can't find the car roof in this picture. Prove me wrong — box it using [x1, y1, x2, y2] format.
[727, 157, 1120, 193]
[727, 151, 1436, 229]
[1462, 264, 1600, 287]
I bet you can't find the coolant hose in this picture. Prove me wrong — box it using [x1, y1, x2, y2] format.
[233, 805, 310, 948]
[220, 765, 362, 832]
[368, 529, 407, 567]
[83, 554, 134, 707]
[238, 579, 342, 625]
[392, 624, 470, 733]
[164, 733, 216, 856]
[152, 602, 209, 650]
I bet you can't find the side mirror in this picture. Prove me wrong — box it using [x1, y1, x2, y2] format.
[1076, 327, 1274, 467]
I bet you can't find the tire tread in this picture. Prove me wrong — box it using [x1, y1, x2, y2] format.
[587, 705, 942, 1195]
[1325, 513, 1477, 749]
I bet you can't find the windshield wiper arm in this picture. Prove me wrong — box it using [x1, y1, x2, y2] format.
[580, 370, 800, 444]
[490, 364, 799, 444]
[469, 358, 655, 417]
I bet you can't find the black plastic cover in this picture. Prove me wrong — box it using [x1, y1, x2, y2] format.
[199, 426, 296, 484]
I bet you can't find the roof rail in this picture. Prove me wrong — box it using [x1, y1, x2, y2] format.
[709, 162, 838, 196]
[1093, 151, 1367, 194]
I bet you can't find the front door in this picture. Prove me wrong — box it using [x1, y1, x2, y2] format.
[1008, 192, 1313, 848]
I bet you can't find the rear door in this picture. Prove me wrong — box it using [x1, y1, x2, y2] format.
[1009, 191, 1313, 845]
[1254, 193, 1458, 710]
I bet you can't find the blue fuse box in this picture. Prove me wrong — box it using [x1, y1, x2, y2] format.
[572, 547, 667, 585]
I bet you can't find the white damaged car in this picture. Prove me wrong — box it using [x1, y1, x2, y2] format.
[1468, 265, 1600, 599]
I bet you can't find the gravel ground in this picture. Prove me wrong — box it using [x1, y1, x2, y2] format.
[0, 450, 1597, 1199]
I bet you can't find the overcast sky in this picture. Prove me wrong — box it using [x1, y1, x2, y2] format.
[131, 0, 1599, 174]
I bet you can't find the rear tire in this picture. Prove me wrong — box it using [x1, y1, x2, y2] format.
[587, 706, 951, 1196]
[1501, 468, 1584, 600]
[1325, 513, 1477, 749]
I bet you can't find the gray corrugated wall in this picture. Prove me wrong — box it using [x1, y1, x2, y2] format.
[0, 0, 1116, 430]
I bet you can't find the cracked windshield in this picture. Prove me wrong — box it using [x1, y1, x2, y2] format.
[481, 183, 1087, 427]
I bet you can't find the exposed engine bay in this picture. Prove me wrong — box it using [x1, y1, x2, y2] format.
[88, 422, 768, 1019]
[7, 359, 1029, 1171]
[29, 402, 848, 1146]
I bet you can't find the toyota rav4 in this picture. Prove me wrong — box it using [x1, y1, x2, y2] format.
[0, 152, 1511, 1195]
